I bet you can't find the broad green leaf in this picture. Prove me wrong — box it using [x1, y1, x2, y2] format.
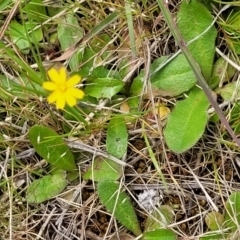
[215, 82, 240, 101]
[132, 56, 168, 96]
[164, 87, 209, 153]
[90, 33, 112, 58]
[23, 0, 47, 22]
[145, 205, 174, 232]
[130, 77, 143, 96]
[106, 118, 128, 158]
[85, 78, 124, 98]
[137, 55, 194, 97]
[90, 66, 121, 80]
[0, 0, 12, 11]
[97, 179, 142, 236]
[142, 229, 176, 240]
[58, 14, 84, 48]
[47, 5, 62, 17]
[151, 54, 196, 96]
[79, 34, 112, 71]
[77, 48, 96, 77]
[83, 157, 122, 181]
[200, 233, 228, 240]
[77, 34, 113, 78]
[205, 212, 224, 230]
[177, 0, 217, 80]
[225, 192, 240, 232]
[9, 20, 43, 54]
[28, 125, 76, 171]
[26, 171, 68, 203]
[90, 66, 114, 78]
[58, 14, 84, 71]
[128, 97, 139, 110]
[211, 57, 236, 89]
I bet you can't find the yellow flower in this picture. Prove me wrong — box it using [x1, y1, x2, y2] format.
[43, 67, 84, 109]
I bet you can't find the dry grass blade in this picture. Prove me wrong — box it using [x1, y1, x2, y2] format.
[0, 0, 21, 40]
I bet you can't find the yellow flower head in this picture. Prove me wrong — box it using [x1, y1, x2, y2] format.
[43, 67, 84, 109]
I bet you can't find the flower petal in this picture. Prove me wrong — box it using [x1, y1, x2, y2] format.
[67, 88, 85, 99]
[66, 75, 81, 87]
[47, 90, 61, 103]
[56, 97, 66, 109]
[47, 68, 61, 84]
[66, 95, 77, 107]
[65, 89, 77, 106]
[59, 67, 67, 83]
[43, 82, 58, 91]
[47, 67, 66, 84]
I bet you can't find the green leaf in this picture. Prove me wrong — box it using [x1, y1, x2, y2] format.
[177, 0, 217, 80]
[106, 118, 128, 158]
[83, 157, 122, 181]
[28, 125, 76, 171]
[205, 212, 224, 230]
[225, 192, 240, 232]
[23, 0, 47, 22]
[200, 233, 228, 240]
[215, 82, 240, 101]
[132, 57, 167, 95]
[85, 78, 124, 98]
[150, 0, 217, 97]
[58, 14, 83, 50]
[164, 87, 209, 153]
[77, 48, 96, 77]
[151, 54, 196, 96]
[77, 34, 113, 78]
[90, 33, 112, 57]
[0, 0, 12, 11]
[58, 13, 84, 71]
[26, 171, 68, 203]
[97, 179, 142, 236]
[90, 66, 121, 80]
[142, 229, 176, 240]
[145, 205, 174, 232]
[0, 74, 45, 100]
[9, 20, 43, 54]
[130, 77, 143, 96]
[211, 57, 236, 89]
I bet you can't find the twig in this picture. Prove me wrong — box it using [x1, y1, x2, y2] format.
[36, 207, 56, 240]
[0, 0, 21, 40]
[216, 47, 240, 71]
[182, 159, 218, 211]
[66, 138, 132, 167]
[208, 97, 240, 114]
